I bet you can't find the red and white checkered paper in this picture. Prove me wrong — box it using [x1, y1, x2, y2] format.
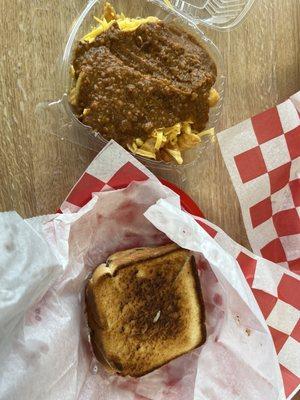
[217, 93, 300, 274]
[61, 137, 299, 399]
[217, 92, 300, 398]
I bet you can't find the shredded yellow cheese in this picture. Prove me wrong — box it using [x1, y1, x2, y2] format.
[82, 16, 159, 43]
[82, 18, 114, 43]
[163, 0, 174, 9]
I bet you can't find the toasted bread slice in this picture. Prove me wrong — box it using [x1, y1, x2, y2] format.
[86, 243, 206, 377]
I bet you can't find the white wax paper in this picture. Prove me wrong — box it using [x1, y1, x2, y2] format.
[0, 212, 62, 399]
[145, 199, 286, 400]
[0, 181, 285, 400]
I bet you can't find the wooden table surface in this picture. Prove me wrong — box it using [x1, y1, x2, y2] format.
[0, 0, 299, 398]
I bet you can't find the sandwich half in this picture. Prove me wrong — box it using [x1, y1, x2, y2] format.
[86, 243, 206, 377]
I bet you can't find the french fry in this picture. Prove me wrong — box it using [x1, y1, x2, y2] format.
[153, 130, 167, 150]
[135, 138, 144, 147]
[103, 2, 118, 21]
[158, 149, 172, 162]
[165, 147, 183, 164]
[127, 142, 138, 153]
[164, 123, 181, 136]
[135, 148, 156, 159]
[198, 127, 215, 139]
[208, 88, 220, 107]
[181, 122, 192, 135]
[82, 108, 91, 116]
[70, 64, 75, 77]
[69, 71, 84, 106]
[178, 132, 200, 150]
[141, 137, 156, 152]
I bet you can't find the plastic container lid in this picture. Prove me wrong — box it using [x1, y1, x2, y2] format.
[170, 0, 255, 30]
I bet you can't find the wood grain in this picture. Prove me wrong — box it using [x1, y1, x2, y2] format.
[0, 0, 299, 397]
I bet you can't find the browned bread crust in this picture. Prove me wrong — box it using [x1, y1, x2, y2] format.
[86, 243, 206, 377]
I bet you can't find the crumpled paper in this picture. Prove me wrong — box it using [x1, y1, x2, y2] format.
[0, 212, 62, 399]
[145, 199, 286, 400]
[0, 179, 285, 400]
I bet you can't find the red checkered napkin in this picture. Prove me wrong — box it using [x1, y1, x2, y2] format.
[218, 92, 300, 273]
[197, 218, 300, 399]
[217, 92, 300, 398]
[61, 137, 299, 398]
[60, 143, 159, 213]
[60, 141, 198, 215]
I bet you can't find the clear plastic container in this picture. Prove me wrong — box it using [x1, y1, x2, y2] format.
[171, 0, 255, 30]
[37, 0, 253, 179]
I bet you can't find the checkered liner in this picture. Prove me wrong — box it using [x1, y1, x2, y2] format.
[218, 93, 300, 274]
[217, 92, 300, 398]
[61, 125, 299, 398]
[196, 217, 300, 399]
